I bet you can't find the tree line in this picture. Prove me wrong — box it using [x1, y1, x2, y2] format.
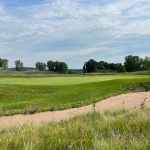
[0, 58, 68, 73]
[0, 55, 150, 73]
[36, 61, 68, 73]
[83, 55, 150, 73]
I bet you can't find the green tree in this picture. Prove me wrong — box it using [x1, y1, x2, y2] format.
[103, 62, 109, 69]
[36, 62, 46, 71]
[14, 60, 23, 71]
[0, 58, 8, 69]
[55, 61, 68, 73]
[47, 61, 55, 71]
[115, 63, 125, 72]
[84, 59, 97, 73]
[124, 55, 141, 72]
[58, 62, 68, 73]
[142, 57, 150, 71]
[83, 62, 87, 73]
[109, 63, 116, 71]
[47, 60, 68, 73]
[97, 61, 105, 70]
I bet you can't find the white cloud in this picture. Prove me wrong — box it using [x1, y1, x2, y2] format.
[36, 46, 121, 59]
[0, 0, 149, 67]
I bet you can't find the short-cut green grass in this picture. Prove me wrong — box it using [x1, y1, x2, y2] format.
[0, 109, 150, 150]
[0, 74, 142, 85]
[0, 74, 150, 116]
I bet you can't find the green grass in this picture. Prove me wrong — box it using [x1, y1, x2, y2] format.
[0, 74, 150, 116]
[0, 109, 150, 150]
[0, 73, 150, 149]
[0, 74, 142, 85]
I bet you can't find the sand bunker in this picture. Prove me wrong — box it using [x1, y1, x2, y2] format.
[0, 92, 150, 130]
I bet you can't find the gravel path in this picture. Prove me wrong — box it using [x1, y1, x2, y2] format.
[0, 92, 150, 130]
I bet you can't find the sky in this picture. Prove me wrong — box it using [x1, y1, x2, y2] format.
[0, 0, 150, 68]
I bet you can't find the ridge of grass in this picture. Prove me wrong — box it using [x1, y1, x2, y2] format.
[0, 109, 150, 150]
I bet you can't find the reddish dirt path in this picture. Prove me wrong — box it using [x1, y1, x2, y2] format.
[0, 92, 150, 130]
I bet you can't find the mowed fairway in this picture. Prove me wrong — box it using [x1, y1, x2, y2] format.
[0, 74, 141, 85]
[0, 74, 150, 116]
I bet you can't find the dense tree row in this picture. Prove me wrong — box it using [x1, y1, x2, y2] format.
[47, 61, 68, 73]
[36, 61, 68, 73]
[124, 55, 150, 72]
[83, 55, 150, 73]
[36, 62, 46, 71]
[83, 59, 125, 73]
[0, 55, 149, 73]
[0, 58, 68, 73]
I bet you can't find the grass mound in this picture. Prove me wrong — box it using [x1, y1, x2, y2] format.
[0, 75, 150, 116]
[0, 109, 150, 150]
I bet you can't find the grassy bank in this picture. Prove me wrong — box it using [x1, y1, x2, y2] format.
[0, 109, 150, 150]
[0, 74, 150, 116]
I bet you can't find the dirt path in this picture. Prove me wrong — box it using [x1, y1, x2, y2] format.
[0, 92, 150, 130]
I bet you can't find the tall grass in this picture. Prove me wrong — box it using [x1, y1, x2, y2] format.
[0, 109, 150, 150]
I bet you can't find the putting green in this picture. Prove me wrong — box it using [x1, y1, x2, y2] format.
[0, 75, 142, 85]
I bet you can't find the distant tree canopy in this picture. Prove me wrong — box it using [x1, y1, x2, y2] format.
[0, 58, 8, 69]
[124, 55, 150, 72]
[83, 55, 150, 73]
[47, 61, 68, 73]
[36, 62, 46, 71]
[0, 55, 149, 73]
[14, 60, 23, 71]
[83, 59, 98, 73]
[83, 59, 125, 73]
[124, 55, 141, 72]
[142, 57, 150, 71]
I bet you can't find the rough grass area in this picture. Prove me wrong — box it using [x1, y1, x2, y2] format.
[0, 75, 150, 116]
[0, 109, 150, 150]
[124, 82, 150, 92]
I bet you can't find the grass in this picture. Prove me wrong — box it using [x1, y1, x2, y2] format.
[0, 74, 143, 85]
[0, 74, 150, 116]
[0, 109, 150, 150]
[0, 72, 150, 149]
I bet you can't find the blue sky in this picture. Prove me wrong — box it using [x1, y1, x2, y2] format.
[0, 0, 150, 68]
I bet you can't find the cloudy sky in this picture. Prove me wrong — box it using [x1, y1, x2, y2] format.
[0, 0, 150, 68]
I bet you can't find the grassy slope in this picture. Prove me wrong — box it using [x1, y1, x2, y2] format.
[0, 109, 150, 150]
[0, 74, 150, 116]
